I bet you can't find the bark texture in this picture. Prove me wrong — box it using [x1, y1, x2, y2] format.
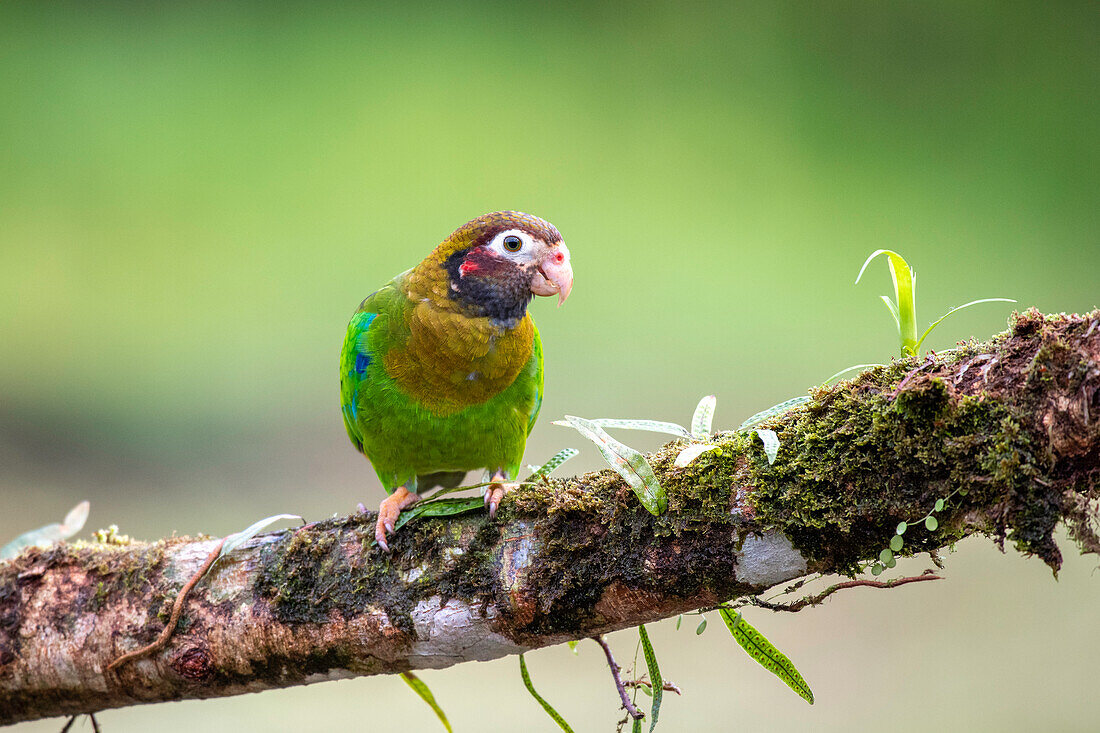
[1, 308, 1097, 725]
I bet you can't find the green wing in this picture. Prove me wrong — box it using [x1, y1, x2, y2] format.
[526, 321, 544, 436]
[340, 280, 405, 453]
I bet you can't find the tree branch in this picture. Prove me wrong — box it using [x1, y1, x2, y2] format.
[1, 308, 1097, 725]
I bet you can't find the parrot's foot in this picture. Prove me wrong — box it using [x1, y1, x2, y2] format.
[375, 487, 419, 552]
[483, 472, 518, 519]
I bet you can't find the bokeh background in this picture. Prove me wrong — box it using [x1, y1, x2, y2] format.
[2, 2, 1098, 731]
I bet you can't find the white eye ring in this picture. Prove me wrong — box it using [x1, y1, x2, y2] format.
[489, 229, 534, 258]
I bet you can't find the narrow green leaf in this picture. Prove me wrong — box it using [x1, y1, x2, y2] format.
[914, 298, 1017, 353]
[556, 418, 691, 439]
[720, 609, 814, 704]
[400, 672, 453, 733]
[675, 616, 682, 631]
[674, 443, 719, 468]
[559, 416, 666, 515]
[754, 429, 780, 465]
[1, 500, 90, 560]
[889, 253, 917, 357]
[527, 448, 579, 480]
[925, 516, 939, 531]
[696, 618, 708, 635]
[638, 625, 663, 732]
[896, 521, 908, 535]
[738, 396, 811, 430]
[890, 534, 904, 552]
[854, 248, 891, 285]
[632, 718, 642, 733]
[822, 363, 887, 385]
[220, 514, 303, 559]
[519, 654, 576, 733]
[391, 497, 485, 535]
[691, 395, 717, 440]
[934, 498, 945, 512]
[879, 295, 901, 328]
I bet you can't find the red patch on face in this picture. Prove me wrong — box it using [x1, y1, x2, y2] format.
[458, 246, 510, 278]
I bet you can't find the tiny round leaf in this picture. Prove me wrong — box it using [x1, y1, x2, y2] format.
[896, 522, 907, 535]
[871, 563, 884, 576]
[934, 498, 945, 512]
[890, 535, 904, 552]
[925, 516, 939, 531]
[885, 554, 897, 568]
[879, 548, 893, 564]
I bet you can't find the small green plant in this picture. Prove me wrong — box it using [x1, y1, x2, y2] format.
[218, 513, 303, 559]
[1, 500, 90, 560]
[871, 492, 954, 575]
[556, 394, 807, 514]
[856, 249, 1015, 358]
[555, 415, 668, 515]
[719, 609, 814, 705]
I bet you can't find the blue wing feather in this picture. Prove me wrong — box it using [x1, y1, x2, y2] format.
[341, 311, 377, 448]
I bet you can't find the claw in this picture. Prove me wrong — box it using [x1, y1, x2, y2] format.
[373, 487, 418, 552]
[484, 472, 517, 519]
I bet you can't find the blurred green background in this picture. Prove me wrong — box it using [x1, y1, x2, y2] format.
[2, 2, 1097, 731]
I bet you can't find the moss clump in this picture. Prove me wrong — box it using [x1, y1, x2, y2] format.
[90, 525, 133, 546]
[741, 309, 1100, 572]
[742, 368, 1065, 572]
[254, 511, 501, 634]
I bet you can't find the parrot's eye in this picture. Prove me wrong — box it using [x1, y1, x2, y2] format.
[502, 235, 523, 252]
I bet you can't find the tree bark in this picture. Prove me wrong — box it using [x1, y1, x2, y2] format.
[1, 308, 1097, 725]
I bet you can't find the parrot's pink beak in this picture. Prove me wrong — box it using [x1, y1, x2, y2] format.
[531, 242, 573, 306]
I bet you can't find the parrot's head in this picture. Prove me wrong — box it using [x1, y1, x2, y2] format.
[435, 211, 573, 322]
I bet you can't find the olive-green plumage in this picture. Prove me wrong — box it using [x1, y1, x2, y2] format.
[340, 212, 569, 498]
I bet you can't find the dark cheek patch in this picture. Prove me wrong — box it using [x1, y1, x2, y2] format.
[460, 247, 511, 276]
[444, 247, 533, 322]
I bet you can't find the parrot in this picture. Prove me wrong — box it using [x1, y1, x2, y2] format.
[340, 211, 574, 551]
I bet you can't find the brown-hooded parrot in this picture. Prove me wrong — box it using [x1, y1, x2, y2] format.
[340, 211, 573, 550]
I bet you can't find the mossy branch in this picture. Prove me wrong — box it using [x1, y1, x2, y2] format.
[0, 308, 1097, 725]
